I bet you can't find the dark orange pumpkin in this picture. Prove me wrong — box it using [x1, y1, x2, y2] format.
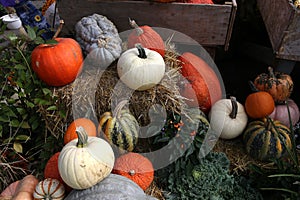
[31, 38, 83, 87]
[245, 91, 275, 119]
[127, 19, 165, 57]
[63, 118, 97, 145]
[178, 52, 222, 113]
[253, 66, 294, 103]
[44, 152, 72, 192]
[112, 152, 154, 191]
[44, 152, 63, 183]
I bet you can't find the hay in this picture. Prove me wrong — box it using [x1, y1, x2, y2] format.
[39, 42, 186, 139]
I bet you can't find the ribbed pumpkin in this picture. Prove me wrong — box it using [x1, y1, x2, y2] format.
[64, 174, 158, 200]
[178, 52, 222, 113]
[33, 178, 65, 200]
[31, 37, 83, 86]
[269, 98, 300, 127]
[98, 100, 139, 153]
[64, 118, 97, 145]
[58, 126, 115, 190]
[127, 19, 165, 57]
[243, 117, 292, 161]
[253, 66, 294, 104]
[75, 14, 122, 69]
[112, 152, 154, 191]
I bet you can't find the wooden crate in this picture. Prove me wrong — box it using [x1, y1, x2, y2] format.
[257, 0, 300, 61]
[58, 0, 237, 55]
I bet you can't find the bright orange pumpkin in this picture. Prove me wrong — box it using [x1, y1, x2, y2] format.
[63, 118, 97, 145]
[245, 91, 275, 119]
[179, 52, 223, 113]
[112, 152, 154, 191]
[31, 38, 83, 87]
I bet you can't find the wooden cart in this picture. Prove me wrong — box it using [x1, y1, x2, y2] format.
[58, 0, 237, 58]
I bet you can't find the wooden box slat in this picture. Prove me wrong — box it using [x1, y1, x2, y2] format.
[257, 0, 300, 61]
[59, 0, 237, 50]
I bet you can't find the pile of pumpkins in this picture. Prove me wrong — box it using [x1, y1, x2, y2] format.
[209, 66, 298, 162]
[2, 12, 227, 199]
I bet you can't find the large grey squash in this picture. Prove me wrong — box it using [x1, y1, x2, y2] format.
[64, 174, 158, 200]
[75, 13, 122, 69]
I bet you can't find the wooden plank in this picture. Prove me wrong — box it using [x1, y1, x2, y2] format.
[257, 0, 294, 51]
[59, 0, 234, 47]
[257, 0, 300, 61]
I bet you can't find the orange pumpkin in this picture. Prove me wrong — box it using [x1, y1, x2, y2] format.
[245, 91, 275, 119]
[253, 66, 294, 104]
[63, 118, 97, 145]
[178, 52, 222, 113]
[112, 152, 154, 191]
[31, 38, 83, 87]
[127, 19, 165, 57]
[44, 152, 63, 183]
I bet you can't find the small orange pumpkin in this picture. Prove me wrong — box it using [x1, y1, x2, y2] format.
[253, 66, 294, 103]
[63, 118, 97, 145]
[245, 90, 275, 119]
[127, 19, 165, 57]
[112, 152, 154, 191]
[31, 37, 83, 87]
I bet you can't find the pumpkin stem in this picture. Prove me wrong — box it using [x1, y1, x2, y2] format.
[113, 100, 129, 119]
[265, 117, 273, 131]
[268, 66, 276, 79]
[129, 169, 135, 176]
[129, 18, 144, 36]
[76, 126, 88, 148]
[229, 96, 238, 119]
[248, 81, 259, 92]
[136, 44, 147, 59]
[52, 19, 64, 39]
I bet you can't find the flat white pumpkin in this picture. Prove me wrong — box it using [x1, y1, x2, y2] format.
[58, 126, 115, 190]
[117, 44, 165, 91]
[209, 97, 248, 139]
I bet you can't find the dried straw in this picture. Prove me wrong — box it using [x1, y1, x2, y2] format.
[39, 42, 186, 139]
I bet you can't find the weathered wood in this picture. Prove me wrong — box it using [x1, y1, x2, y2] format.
[257, 0, 300, 61]
[58, 0, 236, 49]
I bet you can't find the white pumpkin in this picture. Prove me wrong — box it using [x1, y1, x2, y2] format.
[58, 126, 115, 190]
[33, 178, 65, 200]
[209, 96, 248, 139]
[117, 44, 166, 91]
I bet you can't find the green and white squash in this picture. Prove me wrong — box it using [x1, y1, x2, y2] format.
[75, 13, 122, 69]
[64, 174, 158, 200]
[98, 100, 139, 153]
[243, 117, 292, 161]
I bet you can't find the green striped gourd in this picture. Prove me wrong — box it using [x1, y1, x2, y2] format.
[98, 100, 139, 153]
[243, 117, 292, 161]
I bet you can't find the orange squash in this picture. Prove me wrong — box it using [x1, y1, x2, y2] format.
[127, 19, 165, 57]
[31, 37, 83, 86]
[179, 52, 222, 113]
[112, 152, 154, 191]
[245, 91, 275, 119]
[63, 118, 97, 145]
